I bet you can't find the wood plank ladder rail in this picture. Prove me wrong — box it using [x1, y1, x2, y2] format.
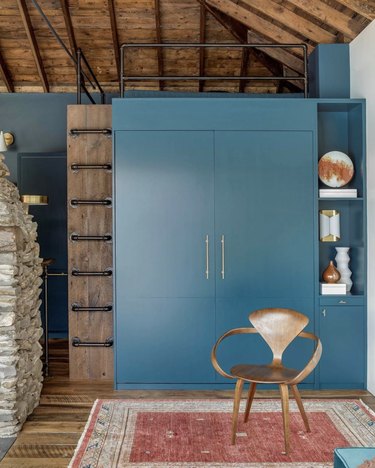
[67, 105, 113, 379]
[119, 42, 308, 97]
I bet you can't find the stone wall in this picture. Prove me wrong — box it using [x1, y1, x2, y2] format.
[0, 155, 43, 437]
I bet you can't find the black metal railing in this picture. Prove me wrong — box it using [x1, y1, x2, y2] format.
[120, 43, 308, 98]
[77, 48, 105, 105]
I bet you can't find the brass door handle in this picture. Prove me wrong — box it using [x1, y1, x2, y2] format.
[221, 235, 225, 280]
[205, 235, 209, 280]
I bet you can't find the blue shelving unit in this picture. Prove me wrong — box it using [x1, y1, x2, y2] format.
[112, 96, 366, 390]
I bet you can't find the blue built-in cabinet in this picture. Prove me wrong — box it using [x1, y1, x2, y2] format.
[113, 97, 366, 390]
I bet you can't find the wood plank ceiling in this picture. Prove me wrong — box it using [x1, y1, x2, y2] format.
[0, 0, 372, 94]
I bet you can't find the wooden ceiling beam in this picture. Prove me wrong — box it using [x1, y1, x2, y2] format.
[205, 0, 312, 56]
[199, 1, 303, 76]
[246, 30, 304, 76]
[0, 51, 14, 93]
[334, 0, 375, 20]
[16, 0, 49, 92]
[239, 48, 250, 93]
[108, 0, 120, 81]
[285, 0, 363, 39]
[199, 2, 206, 92]
[240, 0, 336, 43]
[59, 0, 77, 57]
[154, 0, 164, 91]
[197, 1, 303, 91]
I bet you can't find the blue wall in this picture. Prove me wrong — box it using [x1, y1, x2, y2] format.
[0, 92, 118, 182]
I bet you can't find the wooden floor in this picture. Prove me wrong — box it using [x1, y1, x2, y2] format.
[2, 339, 375, 467]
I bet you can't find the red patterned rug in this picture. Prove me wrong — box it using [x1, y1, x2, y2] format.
[68, 399, 375, 467]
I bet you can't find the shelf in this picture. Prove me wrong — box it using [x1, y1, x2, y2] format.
[318, 197, 363, 201]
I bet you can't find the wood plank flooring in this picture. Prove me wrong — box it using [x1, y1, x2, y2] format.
[2, 339, 375, 467]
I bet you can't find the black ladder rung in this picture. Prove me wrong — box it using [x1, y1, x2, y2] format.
[70, 198, 112, 207]
[72, 304, 112, 312]
[72, 337, 113, 347]
[70, 234, 112, 242]
[72, 268, 112, 277]
[69, 128, 112, 136]
[71, 163, 112, 171]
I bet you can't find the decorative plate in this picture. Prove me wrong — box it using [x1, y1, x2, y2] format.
[318, 151, 354, 187]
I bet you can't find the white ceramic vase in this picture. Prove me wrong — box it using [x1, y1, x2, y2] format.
[335, 247, 353, 293]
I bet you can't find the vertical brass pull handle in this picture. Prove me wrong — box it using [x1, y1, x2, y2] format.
[205, 235, 209, 279]
[221, 235, 225, 280]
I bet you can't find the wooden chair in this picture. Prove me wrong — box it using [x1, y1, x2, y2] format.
[211, 308, 322, 455]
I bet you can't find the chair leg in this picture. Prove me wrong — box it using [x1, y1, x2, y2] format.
[231, 379, 244, 445]
[244, 382, 257, 423]
[291, 384, 310, 433]
[279, 384, 290, 455]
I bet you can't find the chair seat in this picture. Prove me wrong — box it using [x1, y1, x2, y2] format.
[230, 363, 300, 383]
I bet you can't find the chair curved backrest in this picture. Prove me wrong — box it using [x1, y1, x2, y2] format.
[211, 307, 322, 384]
[249, 308, 309, 366]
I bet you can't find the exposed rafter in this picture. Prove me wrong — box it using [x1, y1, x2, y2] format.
[239, 48, 250, 93]
[334, 0, 375, 20]
[0, 51, 14, 93]
[198, 0, 303, 88]
[154, 0, 164, 91]
[199, 2, 206, 92]
[247, 30, 304, 76]
[108, 0, 120, 80]
[240, 0, 336, 43]
[59, 0, 77, 57]
[17, 0, 49, 92]
[285, 0, 364, 39]
[205, 0, 312, 56]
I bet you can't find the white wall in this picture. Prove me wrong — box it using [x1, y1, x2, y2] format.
[350, 20, 375, 393]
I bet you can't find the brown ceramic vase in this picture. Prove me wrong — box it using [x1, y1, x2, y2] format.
[322, 260, 341, 283]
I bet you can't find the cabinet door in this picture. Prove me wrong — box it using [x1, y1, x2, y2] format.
[115, 131, 215, 385]
[319, 306, 365, 387]
[215, 131, 314, 299]
[116, 298, 215, 384]
[115, 131, 215, 298]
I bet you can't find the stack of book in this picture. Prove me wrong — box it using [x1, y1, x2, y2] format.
[319, 188, 357, 198]
[320, 283, 346, 295]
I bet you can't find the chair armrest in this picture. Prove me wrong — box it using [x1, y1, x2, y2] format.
[289, 331, 322, 385]
[211, 327, 258, 380]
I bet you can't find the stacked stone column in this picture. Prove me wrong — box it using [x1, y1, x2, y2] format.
[0, 155, 43, 437]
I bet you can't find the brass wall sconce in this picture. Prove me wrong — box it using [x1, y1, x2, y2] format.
[320, 209, 340, 242]
[0, 131, 15, 152]
[20, 195, 48, 205]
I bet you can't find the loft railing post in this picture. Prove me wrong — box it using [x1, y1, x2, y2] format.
[302, 44, 308, 98]
[77, 48, 81, 104]
[120, 44, 125, 97]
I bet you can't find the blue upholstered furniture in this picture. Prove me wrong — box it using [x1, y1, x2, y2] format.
[334, 448, 375, 467]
